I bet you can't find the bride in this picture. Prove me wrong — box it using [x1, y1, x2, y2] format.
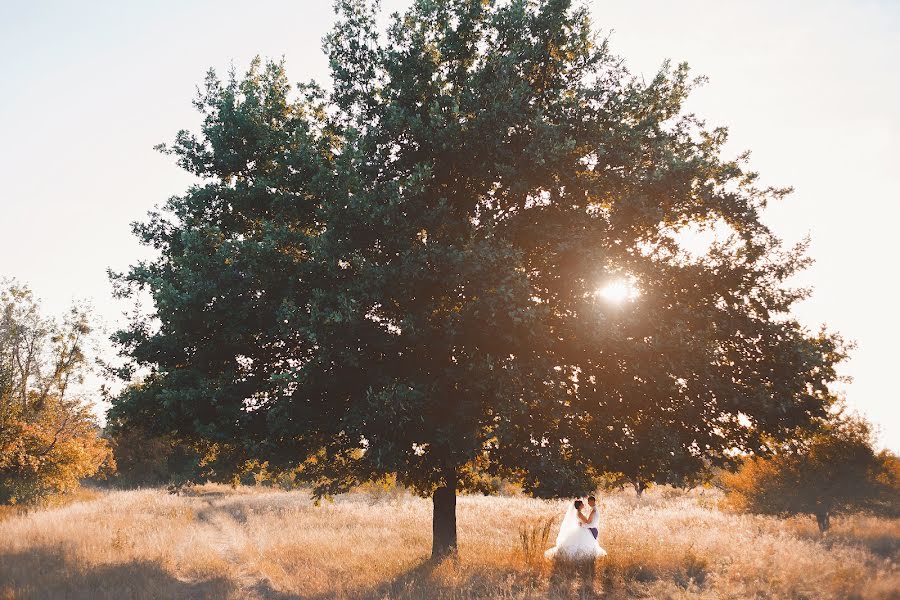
[544, 500, 607, 560]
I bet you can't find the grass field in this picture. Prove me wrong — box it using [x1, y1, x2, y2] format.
[0, 484, 897, 599]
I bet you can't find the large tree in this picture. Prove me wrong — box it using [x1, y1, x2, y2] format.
[110, 0, 844, 558]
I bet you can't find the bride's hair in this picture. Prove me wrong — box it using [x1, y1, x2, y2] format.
[574, 500, 584, 510]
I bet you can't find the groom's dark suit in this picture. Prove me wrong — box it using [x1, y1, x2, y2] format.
[586, 506, 599, 539]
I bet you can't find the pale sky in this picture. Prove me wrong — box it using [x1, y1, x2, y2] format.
[1, 1, 897, 451]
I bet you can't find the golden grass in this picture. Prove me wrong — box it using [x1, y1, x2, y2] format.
[0, 486, 104, 522]
[0, 485, 896, 599]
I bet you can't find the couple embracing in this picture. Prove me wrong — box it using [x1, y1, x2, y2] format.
[544, 495, 608, 560]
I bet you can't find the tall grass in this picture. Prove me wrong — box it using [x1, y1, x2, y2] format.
[0, 485, 896, 599]
[517, 516, 553, 566]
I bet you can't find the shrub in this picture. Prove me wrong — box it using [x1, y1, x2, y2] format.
[106, 427, 196, 488]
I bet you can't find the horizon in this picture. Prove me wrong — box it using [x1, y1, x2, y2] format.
[1, 0, 897, 452]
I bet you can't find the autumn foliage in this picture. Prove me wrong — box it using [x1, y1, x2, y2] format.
[723, 416, 899, 532]
[0, 282, 112, 505]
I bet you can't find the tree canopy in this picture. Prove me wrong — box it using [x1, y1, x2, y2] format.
[110, 0, 846, 557]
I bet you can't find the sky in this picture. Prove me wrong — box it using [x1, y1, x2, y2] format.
[0, 1, 897, 451]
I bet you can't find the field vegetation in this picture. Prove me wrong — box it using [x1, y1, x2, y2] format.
[1, 484, 896, 599]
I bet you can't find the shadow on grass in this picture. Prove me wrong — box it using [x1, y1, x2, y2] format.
[0, 549, 606, 600]
[363, 558, 442, 599]
[194, 501, 253, 525]
[296, 558, 440, 600]
[298, 557, 514, 600]
[0, 549, 441, 600]
[300, 555, 600, 600]
[787, 517, 900, 559]
[0, 547, 238, 600]
[549, 558, 601, 599]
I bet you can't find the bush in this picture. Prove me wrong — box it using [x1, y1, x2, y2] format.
[106, 427, 193, 488]
[106, 421, 286, 492]
[0, 403, 112, 505]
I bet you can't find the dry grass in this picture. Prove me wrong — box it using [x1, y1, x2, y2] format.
[0, 485, 896, 599]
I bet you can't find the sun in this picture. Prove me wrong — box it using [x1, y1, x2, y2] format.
[596, 279, 639, 303]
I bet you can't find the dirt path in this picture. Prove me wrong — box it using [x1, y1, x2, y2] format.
[192, 497, 295, 600]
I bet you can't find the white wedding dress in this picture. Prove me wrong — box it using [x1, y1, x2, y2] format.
[544, 505, 608, 560]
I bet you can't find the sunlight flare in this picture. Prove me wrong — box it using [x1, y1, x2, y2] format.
[596, 279, 639, 303]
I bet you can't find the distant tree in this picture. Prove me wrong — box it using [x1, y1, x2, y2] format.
[111, 0, 844, 557]
[106, 425, 194, 488]
[723, 416, 896, 532]
[598, 419, 715, 497]
[0, 282, 112, 505]
[875, 450, 900, 518]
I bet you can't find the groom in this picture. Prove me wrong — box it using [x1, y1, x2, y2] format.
[582, 495, 599, 539]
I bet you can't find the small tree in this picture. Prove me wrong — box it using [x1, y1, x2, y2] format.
[723, 416, 893, 532]
[0, 282, 112, 504]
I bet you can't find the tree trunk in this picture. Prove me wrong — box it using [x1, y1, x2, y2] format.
[432, 479, 458, 559]
[633, 480, 646, 497]
[815, 511, 830, 533]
